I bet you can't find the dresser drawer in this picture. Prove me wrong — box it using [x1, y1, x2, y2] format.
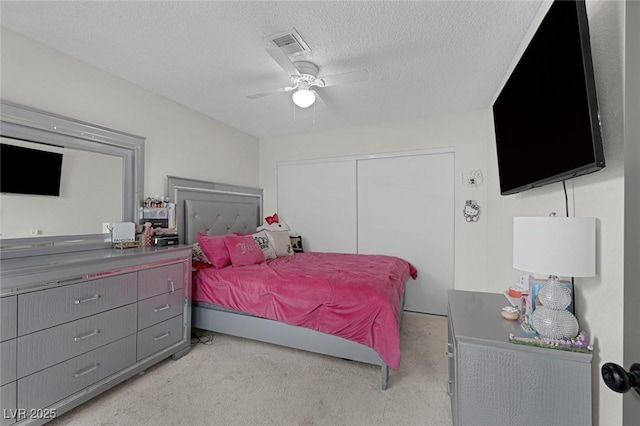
[1, 381, 17, 426]
[1, 297, 17, 342]
[18, 273, 137, 336]
[136, 315, 183, 361]
[17, 334, 136, 411]
[17, 304, 136, 378]
[138, 290, 184, 330]
[1, 339, 16, 386]
[138, 263, 184, 300]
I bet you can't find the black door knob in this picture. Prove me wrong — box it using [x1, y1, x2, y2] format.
[601, 362, 640, 395]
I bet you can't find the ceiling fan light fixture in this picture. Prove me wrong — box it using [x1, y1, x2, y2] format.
[292, 89, 315, 108]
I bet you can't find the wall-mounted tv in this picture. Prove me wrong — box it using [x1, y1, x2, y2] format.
[1, 143, 63, 196]
[492, 0, 605, 196]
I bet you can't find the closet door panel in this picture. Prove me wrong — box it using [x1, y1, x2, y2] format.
[278, 161, 357, 253]
[357, 153, 454, 315]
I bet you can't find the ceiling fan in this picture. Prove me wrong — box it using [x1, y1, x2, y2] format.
[247, 47, 368, 109]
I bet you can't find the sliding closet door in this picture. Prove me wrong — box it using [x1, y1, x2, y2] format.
[278, 160, 357, 253]
[357, 153, 454, 315]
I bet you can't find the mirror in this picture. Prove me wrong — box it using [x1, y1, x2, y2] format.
[0, 100, 144, 258]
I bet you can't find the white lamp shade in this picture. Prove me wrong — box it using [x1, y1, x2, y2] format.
[513, 217, 596, 277]
[292, 89, 315, 108]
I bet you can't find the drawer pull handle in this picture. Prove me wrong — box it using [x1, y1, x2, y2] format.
[154, 304, 170, 313]
[168, 278, 175, 293]
[74, 329, 101, 342]
[47, 276, 84, 286]
[75, 294, 101, 304]
[153, 331, 171, 341]
[73, 363, 101, 378]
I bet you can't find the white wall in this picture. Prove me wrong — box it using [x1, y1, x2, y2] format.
[0, 28, 260, 231]
[485, 1, 625, 424]
[260, 109, 491, 291]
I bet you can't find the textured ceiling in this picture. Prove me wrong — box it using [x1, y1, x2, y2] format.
[0, 1, 542, 138]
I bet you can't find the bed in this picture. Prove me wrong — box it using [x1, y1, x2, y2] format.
[168, 176, 415, 389]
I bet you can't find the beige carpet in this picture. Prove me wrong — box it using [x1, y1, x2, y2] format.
[49, 313, 452, 426]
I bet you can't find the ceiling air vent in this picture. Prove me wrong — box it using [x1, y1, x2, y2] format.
[267, 29, 311, 55]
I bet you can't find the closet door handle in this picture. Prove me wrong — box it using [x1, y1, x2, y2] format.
[446, 380, 454, 396]
[446, 343, 454, 358]
[153, 331, 170, 341]
[154, 304, 170, 313]
[75, 294, 101, 304]
[74, 329, 100, 342]
[73, 363, 100, 378]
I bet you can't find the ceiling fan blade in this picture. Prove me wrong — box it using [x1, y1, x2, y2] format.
[265, 47, 301, 77]
[318, 69, 368, 87]
[247, 86, 295, 99]
[311, 90, 327, 111]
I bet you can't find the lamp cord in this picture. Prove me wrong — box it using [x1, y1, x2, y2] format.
[562, 180, 575, 287]
[562, 180, 569, 217]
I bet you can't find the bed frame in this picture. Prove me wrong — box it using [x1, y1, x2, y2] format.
[168, 176, 402, 389]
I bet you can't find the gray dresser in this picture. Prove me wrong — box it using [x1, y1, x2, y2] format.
[447, 290, 592, 426]
[0, 245, 192, 425]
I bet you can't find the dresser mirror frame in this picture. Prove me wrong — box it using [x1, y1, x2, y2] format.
[0, 100, 145, 259]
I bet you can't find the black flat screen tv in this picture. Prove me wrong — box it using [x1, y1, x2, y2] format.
[1, 143, 63, 196]
[492, 0, 605, 196]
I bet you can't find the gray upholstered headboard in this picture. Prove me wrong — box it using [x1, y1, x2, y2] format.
[167, 176, 263, 245]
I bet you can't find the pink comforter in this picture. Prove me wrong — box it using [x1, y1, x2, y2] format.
[193, 252, 417, 369]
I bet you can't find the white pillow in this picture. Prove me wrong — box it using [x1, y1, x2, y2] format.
[266, 230, 294, 257]
[192, 242, 212, 264]
[251, 230, 277, 260]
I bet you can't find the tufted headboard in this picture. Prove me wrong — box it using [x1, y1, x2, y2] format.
[167, 176, 263, 245]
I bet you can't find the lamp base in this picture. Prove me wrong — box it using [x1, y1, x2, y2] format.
[532, 275, 579, 339]
[532, 306, 579, 339]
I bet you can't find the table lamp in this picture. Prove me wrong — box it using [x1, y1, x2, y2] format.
[513, 215, 596, 339]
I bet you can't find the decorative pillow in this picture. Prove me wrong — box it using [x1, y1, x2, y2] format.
[289, 236, 304, 253]
[197, 233, 231, 269]
[192, 242, 212, 264]
[251, 230, 277, 260]
[266, 230, 294, 257]
[223, 234, 265, 267]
